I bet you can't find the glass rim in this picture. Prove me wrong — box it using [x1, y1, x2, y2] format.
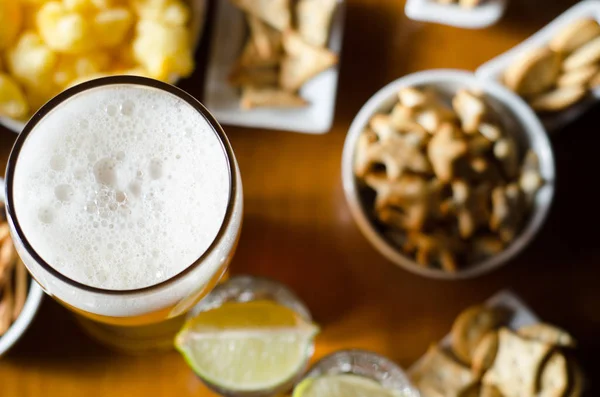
[5, 75, 238, 296]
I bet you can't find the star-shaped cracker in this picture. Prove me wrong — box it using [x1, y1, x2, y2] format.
[357, 129, 431, 180]
[427, 123, 468, 182]
[483, 328, 552, 397]
[364, 173, 429, 210]
[449, 180, 491, 239]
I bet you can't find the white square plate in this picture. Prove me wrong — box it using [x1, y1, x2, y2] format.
[203, 0, 345, 134]
[409, 290, 539, 375]
[405, 0, 507, 29]
[477, 1, 600, 132]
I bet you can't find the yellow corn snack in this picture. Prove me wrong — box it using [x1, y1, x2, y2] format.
[133, 19, 193, 82]
[37, 2, 96, 54]
[93, 7, 134, 48]
[6, 31, 58, 87]
[0, 2, 23, 50]
[0, 74, 29, 119]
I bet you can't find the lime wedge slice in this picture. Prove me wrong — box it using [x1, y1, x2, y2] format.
[293, 374, 404, 397]
[175, 300, 318, 393]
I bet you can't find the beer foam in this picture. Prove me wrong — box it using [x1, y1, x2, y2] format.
[12, 85, 231, 290]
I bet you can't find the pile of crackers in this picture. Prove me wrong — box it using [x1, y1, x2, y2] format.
[435, 0, 484, 8]
[411, 305, 583, 397]
[504, 18, 600, 112]
[354, 85, 543, 273]
[227, 0, 339, 110]
[0, 213, 28, 336]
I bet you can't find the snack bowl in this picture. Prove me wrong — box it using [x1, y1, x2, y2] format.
[341, 69, 555, 280]
[0, 179, 44, 358]
[0, 0, 207, 134]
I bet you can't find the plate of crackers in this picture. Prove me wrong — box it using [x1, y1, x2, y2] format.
[405, 0, 507, 29]
[477, 1, 600, 132]
[409, 290, 585, 397]
[204, 0, 344, 134]
[342, 70, 555, 279]
[0, 180, 44, 358]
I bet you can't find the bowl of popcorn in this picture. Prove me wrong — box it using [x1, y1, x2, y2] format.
[342, 70, 555, 279]
[0, 182, 44, 358]
[0, 0, 206, 133]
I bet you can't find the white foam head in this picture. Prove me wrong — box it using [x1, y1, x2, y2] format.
[12, 84, 231, 291]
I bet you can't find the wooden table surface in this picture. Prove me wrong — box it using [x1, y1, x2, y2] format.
[1, 0, 599, 395]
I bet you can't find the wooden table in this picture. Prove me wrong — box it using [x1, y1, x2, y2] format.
[1, 0, 598, 395]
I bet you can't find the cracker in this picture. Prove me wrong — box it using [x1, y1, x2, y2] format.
[490, 183, 525, 243]
[231, 0, 291, 31]
[416, 107, 456, 134]
[517, 323, 577, 348]
[504, 47, 561, 96]
[427, 123, 468, 182]
[359, 131, 431, 180]
[365, 173, 429, 210]
[240, 86, 307, 109]
[537, 352, 569, 397]
[557, 64, 598, 88]
[549, 18, 600, 54]
[296, 0, 337, 48]
[450, 181, 491, 239]
[280, 31, 338, 92]
[398, 87, 430, 108]
[529, 85, 587, 112]
[411, 345, 477, 397]
[482, 328, 552, 397]
[451, 305, 508, 365]
[563, 35, 600, 71]
[453, 89, 487, 134]
[471, 331, 499, 377]
[246, 14, 282, 59]
[354, 129, 378, 177]
[369, 114, 398, 141]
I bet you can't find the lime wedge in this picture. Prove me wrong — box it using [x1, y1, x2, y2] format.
[293, 374, 404, 397]
[175, 300, 318, 393]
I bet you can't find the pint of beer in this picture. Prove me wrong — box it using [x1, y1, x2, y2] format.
[5, 77, 243, 352]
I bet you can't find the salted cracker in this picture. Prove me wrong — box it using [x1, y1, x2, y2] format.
[483, 328, 552, 397]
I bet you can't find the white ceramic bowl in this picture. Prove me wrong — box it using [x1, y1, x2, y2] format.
[0, 0, 207, 134]
[0, 178, 44, 358]
[342, 69, 555, 280]
[405, 0, 507, 29]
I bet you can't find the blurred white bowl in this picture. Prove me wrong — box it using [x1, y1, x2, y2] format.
[0, 178, 44, 358]
[405, 0, 507, 29]
[0, 0, 207, 134]
[341, 69, 555, 280]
